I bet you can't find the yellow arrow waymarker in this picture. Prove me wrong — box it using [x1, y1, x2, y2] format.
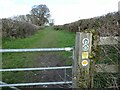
[81, 60, 88, 66]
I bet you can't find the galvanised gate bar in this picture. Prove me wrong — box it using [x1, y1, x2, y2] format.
[0, 47, 73, 88]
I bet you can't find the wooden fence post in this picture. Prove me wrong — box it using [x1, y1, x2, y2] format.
[72, 32, 92, 88]
[0, 19, 2, 90]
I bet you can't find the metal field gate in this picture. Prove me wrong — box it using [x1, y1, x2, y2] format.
[1, 32, 119, 89]
[0, 47, 73, 89]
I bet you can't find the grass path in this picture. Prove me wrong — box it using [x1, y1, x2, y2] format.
[2, 27, 75, 67]
[3, 27, 75, 48]
[2, 27, 75, 84]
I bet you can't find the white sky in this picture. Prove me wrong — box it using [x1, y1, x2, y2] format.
[0, 0, 119, 25]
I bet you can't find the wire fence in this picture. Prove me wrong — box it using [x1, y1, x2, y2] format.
[93, 32, 120, 89]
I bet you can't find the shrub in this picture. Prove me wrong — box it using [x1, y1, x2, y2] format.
[2, 18, 39, 38]
[53, 12, 119, 37]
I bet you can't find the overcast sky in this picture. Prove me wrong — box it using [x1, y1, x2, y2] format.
[0, 0, 119, 25]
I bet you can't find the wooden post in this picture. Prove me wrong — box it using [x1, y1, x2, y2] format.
[78, 26, 80, 32]
[0, 19, 2, 90]
[72, 32, 92, 88]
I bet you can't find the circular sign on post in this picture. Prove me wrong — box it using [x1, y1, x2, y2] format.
[81, 60, 88, 66]
[82, 38, 89, 45]
[82, 44, 89, 51]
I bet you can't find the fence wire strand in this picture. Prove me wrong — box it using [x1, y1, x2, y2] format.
[94, 34, 120, 89]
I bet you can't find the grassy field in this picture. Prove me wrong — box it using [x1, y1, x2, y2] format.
[2, 27, 75, 84]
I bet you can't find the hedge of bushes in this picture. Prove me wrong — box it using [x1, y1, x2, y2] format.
[54, 12, 119, 37]
[2, 18, 40, 38]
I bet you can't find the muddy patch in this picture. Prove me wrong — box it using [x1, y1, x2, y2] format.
[20, 52, 72, 89]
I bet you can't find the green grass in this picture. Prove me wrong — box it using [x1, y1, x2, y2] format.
[2, 27, 75, 83]
[3, 27, 75, 49]
[2, 27, 75, 68]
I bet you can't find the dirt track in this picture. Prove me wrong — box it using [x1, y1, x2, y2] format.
[20, 52, 72, 89]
